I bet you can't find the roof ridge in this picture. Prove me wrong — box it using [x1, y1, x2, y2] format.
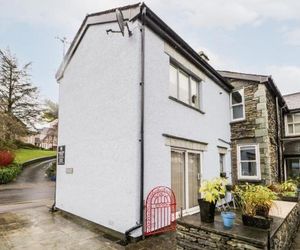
[218, 70, 269, 78]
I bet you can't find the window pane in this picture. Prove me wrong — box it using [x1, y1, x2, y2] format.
[220, 154, 225, 172]
[286, 159, 300, 179]
[241, 162, 257, 176]
[294, 113, 300, 123]
[295, 124, 300, 134]
[232, 91, 242, 105]
[170, 65, 177, 98]
[288, 124, 294, 134]
[178, 71, 189, 104]
[188, 153, 200, 208]
[287, 115, 293, 123]
[190, 79, 199, 108]
[232, 105, 244, 119]
[240, 147, 256, 161]
[171, 151, 185, 212]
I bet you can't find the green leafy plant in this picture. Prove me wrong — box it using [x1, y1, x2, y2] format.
[0, 163, 21, 184]
[199, 177, 227, 203]
[235, 184, 277, 217]
[280, 180, 297, 197]
[46, 162, 56, 179]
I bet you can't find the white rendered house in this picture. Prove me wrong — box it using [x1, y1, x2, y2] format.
[55, 3, 232, 239]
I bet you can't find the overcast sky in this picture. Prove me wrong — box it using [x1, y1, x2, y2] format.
[1, 0, 300, 101]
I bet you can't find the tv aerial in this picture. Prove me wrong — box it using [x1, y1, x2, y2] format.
[106, 9, 132, 37]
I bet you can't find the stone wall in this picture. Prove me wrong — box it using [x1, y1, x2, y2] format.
[229, 79, 279, 184]
[177, 202, 300, 250]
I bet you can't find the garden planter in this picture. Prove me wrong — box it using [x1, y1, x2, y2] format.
[198, 199, 216, 223]
[242, 214, 271, 229]
[280, 195, 299, 202]
[221, 212, 236, 229]
[255, 206, 269, 218]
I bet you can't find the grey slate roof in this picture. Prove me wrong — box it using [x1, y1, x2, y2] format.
[283, 92, 300, 110]
[218, 70, 286, 106]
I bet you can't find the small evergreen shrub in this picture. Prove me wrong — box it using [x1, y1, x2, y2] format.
[46, 162, 56, 179]
[0, 163, 21, 184]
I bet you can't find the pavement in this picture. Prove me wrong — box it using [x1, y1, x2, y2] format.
[0, 160, 55, 213]
[0, 160, 176, 249]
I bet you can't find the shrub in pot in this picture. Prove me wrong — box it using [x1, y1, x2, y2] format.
[235, 184, 276, 229]
[279, 180, 298, 201]
[198, 177, 226, 223]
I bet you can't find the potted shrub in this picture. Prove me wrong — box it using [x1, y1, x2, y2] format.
[198, 177, 226, 223]
[279, 180, 298, 202]
[235, 184, 277, 229]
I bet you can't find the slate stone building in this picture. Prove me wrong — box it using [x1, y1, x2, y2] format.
[282, 92, 300, 180]
[219, 71, 286, 184]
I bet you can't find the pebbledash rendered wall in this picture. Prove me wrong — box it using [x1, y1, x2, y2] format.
[56, 17, 232, 236]
[143, 27, 232, 196]
[56, 21, 142, 235]
[229, 80, 279, 184]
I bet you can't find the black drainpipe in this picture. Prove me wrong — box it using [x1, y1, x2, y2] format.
[275, 97, 282, 182]
[125, 5, 146, 242]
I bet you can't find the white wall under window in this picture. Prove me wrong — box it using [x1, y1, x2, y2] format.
[237, 144, 261, 180]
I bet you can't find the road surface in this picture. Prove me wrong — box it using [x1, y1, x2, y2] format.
[0, 160, 55, 213]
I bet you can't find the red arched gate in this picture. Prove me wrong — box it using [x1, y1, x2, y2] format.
[144, 186, 176, 236]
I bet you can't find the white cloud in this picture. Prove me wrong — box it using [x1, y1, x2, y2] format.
[284, 28, 300, 46]
[2, 0, 300, 31]
[267, 65, 300, 94]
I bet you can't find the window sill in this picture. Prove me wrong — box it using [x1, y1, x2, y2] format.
[169, 96, 205, 114]
[230, 119, 246, 124]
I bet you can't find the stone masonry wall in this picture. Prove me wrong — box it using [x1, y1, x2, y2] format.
[229, 79, 279, 184]
[177, 202, 300, 250]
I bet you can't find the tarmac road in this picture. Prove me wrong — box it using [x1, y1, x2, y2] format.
[0, 160, 55, 212]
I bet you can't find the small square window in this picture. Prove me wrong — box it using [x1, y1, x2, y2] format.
[237, 144, 260, 180]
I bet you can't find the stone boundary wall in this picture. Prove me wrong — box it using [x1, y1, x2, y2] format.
[177, 202, 300, 250]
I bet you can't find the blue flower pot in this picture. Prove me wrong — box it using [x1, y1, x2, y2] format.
[221, 212, 236, 229]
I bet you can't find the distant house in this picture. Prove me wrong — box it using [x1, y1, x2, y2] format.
[55, 3, 233, 238]
[219, 71, 286, 184]
[21, 119, 58, 150]
[282, 92, 300, 180]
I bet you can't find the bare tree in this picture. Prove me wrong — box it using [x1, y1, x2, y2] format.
[0, 48, 41, 141]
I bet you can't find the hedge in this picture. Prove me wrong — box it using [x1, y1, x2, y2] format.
[0, 163, 22, 184]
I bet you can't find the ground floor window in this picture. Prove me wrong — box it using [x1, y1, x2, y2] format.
[286, 158, 300, 180]
[171, 149, 201, 215]
[237, 144, 261, 180]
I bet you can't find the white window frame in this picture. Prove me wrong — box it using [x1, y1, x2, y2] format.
[237, 144, 261, 180]
[171, 148, 203, 218]
[230, 89, 245, 122]
[285, 113, 300, 136]
[169, 63, 201, 110]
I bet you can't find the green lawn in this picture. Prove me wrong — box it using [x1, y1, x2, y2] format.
[14, 149, 56, 164]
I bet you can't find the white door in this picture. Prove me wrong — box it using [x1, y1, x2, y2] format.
[171, 149, 201, 217]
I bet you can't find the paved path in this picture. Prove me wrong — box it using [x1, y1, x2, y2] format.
[0, 160, 55, 213]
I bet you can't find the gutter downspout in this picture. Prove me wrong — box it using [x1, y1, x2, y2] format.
[125, 5, 146, 242]
[275, 97, 282, 182]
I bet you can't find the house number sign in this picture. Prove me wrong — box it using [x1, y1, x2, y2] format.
[58, 145, 66, 165]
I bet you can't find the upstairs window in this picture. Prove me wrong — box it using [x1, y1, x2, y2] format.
[169, 64, 201, 109]
[286, 113, 300, 136]
[230, 89, 245, 121]
[237, 144, 261, 180]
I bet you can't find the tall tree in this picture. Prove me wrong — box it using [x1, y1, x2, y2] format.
[0, 48, 40, 141]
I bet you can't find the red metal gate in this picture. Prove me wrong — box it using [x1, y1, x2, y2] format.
[144, 186, 176, 236]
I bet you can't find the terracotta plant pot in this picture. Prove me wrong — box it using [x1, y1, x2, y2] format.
[198, 199, 216, 223]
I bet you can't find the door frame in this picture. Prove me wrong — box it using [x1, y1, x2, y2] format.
[171, 147, 203, 218]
